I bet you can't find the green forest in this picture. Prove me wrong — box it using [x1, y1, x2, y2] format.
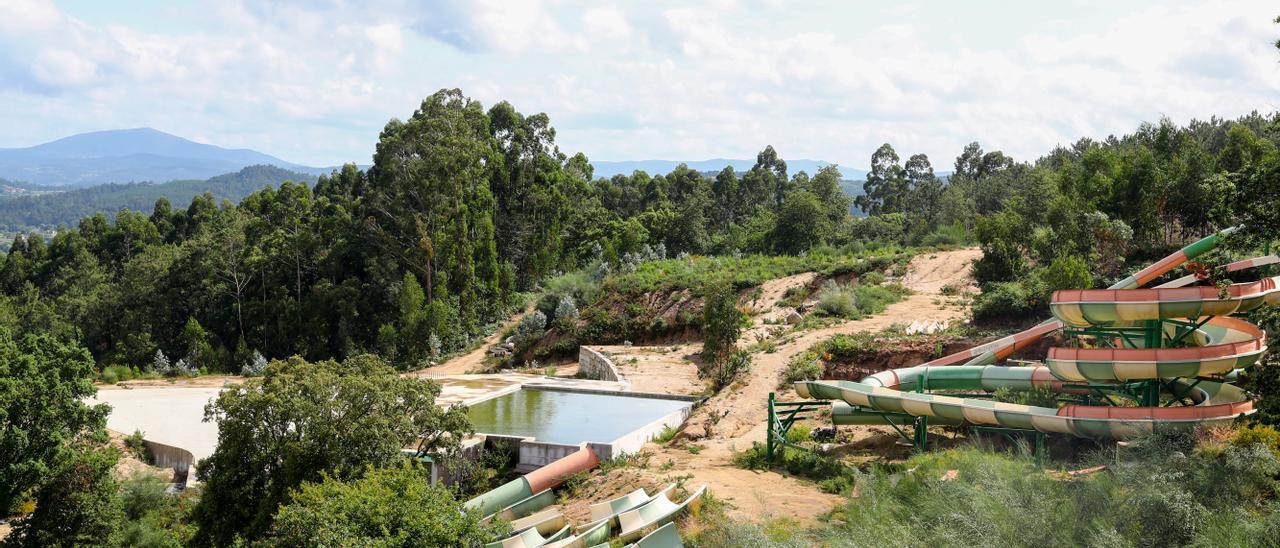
[0, 165, 316, 233]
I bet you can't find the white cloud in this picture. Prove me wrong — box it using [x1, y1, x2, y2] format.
[0, 0, 1276, 170]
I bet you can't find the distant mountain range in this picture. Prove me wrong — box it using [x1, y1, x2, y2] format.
[0, 128, 331, 187]
[0, 165, 316, 231]
[590, 158, 868, 180]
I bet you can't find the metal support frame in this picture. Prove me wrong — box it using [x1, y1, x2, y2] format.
[766, 392, 827, 463]
[971, 425, 1046, 467]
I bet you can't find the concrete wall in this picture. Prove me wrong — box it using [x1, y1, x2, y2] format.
[142, 440, 195, 483]
[592, 403, 694, 461]
[578, 346, 626, 383]
[517, 440, 584, 472]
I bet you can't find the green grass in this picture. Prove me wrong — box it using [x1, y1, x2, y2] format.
[604, 249, 913, 297]
[652, 424, 680, 444]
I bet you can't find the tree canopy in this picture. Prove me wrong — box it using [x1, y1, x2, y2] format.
[192, 354, 470, 544]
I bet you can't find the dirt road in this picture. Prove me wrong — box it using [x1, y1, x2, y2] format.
[595, 247, 981, 525]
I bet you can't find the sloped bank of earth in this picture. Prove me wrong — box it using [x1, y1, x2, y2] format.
[525, 252, 915, 360]
[557, 248, 985, 527]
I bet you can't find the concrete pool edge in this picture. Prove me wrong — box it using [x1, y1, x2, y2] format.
[465, 386, 703, 471]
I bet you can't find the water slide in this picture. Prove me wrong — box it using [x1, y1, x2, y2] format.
[465, 446, 600, 517]
[796, 228, 1279, 439]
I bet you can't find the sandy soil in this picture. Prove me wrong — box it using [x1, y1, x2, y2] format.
[559, 247, 982, 526]
[594, 344, 707, 396]
[409, 310, 529, 377]
[98, 375, 244, 390]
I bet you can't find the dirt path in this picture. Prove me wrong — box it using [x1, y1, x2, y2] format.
[565, 247, 981, 525]
[408, 312, 527, 377]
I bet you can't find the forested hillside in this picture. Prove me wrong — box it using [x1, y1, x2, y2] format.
[0, 85, 1274, 379]
[0, 165, 315, 232]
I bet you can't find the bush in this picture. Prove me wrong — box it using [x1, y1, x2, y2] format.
[511, 311, 547, 350]
[971, 280, 1039, 322]
[783, 351, 824, 384]
[920, 223, 970, 247]
[1234, 424, 1280, 453]
[124, 429, 149, 462]
[267, 465, 507, 546]
[992, 385, 1058, 408]
[99, 364, 143, 384]
[120, 474, 169, 521]
[705, 350, 751, 391]
[701, 280, 744, 367]
[860, 271, 886, 286]
[814, 280, 909, 320]
[815, 281, 860, 318]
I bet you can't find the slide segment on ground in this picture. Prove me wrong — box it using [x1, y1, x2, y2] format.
[465, 446, 600, 517]
[796, 227, 1269, 439]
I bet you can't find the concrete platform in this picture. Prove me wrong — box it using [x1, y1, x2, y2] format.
[92, 373, 633, 467]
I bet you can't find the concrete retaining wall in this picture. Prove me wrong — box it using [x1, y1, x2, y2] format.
[578, 346, 626, 383]
[592, 403, 695, 461]
[517, 440, 584, 472]
[142, 440, 195, 483]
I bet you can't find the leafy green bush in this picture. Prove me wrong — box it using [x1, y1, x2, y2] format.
[99, 364, 141, 384]
[120, 474, 169, 521]
[971, 280, 1040, 322]
[920, 223, 971, 247]
[815, 281, 860, 318]
[124, 429, 149, 462]
[813, 281, 910, 320]
[860, 271, 886, 286]
[267, 465, 507, 546]
[782, 351, 824, 384]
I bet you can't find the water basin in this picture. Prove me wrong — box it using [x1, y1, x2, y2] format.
[466, 388, 691, 445]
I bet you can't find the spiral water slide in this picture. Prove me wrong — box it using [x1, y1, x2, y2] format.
[796, 228, 1280, 439]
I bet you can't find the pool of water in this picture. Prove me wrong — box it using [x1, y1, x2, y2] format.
[466, 389, 691, 444]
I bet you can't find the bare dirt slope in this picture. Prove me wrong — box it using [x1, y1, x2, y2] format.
[410, 312, 527, 377]
[561, 247, 981, 525]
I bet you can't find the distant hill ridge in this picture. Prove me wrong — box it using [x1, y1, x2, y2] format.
[0, 128, 329, 187]
[0, 165, 316, 231]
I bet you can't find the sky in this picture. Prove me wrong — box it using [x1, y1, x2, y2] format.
[0, 0, 1277, 169]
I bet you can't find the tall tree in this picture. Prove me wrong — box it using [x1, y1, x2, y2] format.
[0, 330, 107, 514]
[857, 144, 907, 215]
[364, 89, 502, 335]
[192, 354, 471, 544]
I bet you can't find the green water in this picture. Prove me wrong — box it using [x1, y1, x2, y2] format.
[466, 389, 690, 444]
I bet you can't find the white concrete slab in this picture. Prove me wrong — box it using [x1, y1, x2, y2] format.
[92, 388, 222, 463]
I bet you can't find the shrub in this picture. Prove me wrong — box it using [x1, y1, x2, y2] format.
[705, 350, 752, 391]
[151, 349, 171, 375]
[652, 424, 679, 444]
[267, 465, 507, 546]
[511, 311, 547, 350]
[860, 271, 886, 286]
[814, 280, 909, 320]
[241, 351, 267, 377]
[553, 295, 579, 329]
[120, 474, 169, 521]
[971, 280, 1039, 322]
[701, 280, 745, 367]
[920, 223, 970, 247]
[1038, 254, 1093, 292]
[815, 281, 860, 318]
[783, 351, 824, 384]
[100, 364, 132, 384]
[124, 429, 149, 462]
[992, 385, 1058, 408]
[1234, 424, 1280, 453]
